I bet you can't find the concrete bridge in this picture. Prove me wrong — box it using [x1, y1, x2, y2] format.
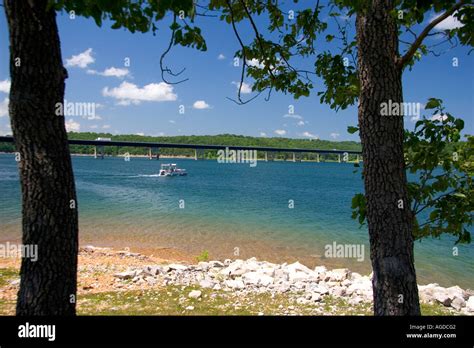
[0, 136, 362, 163]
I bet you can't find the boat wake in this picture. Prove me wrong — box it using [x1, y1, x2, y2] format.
[131, 174, 162, 178]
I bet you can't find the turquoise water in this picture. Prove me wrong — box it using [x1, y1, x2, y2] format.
[0, 154, 472, 288]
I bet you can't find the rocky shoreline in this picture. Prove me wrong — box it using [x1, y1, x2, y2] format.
[111, 251, 474, 315]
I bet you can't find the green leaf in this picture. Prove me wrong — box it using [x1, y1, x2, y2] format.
[425, 98, 442, 110]
[347, 126, 359, 134]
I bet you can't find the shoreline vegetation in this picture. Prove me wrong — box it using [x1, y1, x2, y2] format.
[0, 245, 472, 316]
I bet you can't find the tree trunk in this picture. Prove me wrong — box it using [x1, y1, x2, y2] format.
[356, 1, 421, 315]
[5, 0, 78, 315]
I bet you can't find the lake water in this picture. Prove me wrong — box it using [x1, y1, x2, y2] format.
[0, 154, 472, 288]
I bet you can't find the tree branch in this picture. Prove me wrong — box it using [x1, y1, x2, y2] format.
[160, 14, 188, 85]
[396, 0, 466, 68]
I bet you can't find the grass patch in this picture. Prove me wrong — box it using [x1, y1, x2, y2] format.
[195, 250, 209, 262]
[0, 268, 19, 287]
[77, 285, 375, 316]
[420, 302, 455, 315]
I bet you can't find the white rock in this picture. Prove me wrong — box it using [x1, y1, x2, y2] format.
[348, 296, 364, 305]
[10, 279, 20, 286]
[313, 284, 329, 295]
[197, 262, 211, 271]
[225, 279, 245, 289]
[331, 286, 346, 297]
[188, 290, 202, 299]
[286, 262, 314, 275]
[185, 306, 194, 311]
[274, 269, 289, 282]
[288, 271, 311, 283]
[220, 260, 246, 277]
[242, 272, 274, 286]
[326, 268, 351, 282]
[213, 284, 222, 291]
[209, 260, 225, 268]
[446, 286, 468, 300]
[143, 265, 161, 276]
[311, 293, 322, 302]
[259, 267, 276, 277]
[341, 279, 352, 287]
[433, 290, 452, 307]
[347, 277, 372, 298]
[199, 279, 214, 288]
[314, 266, 327, 275]
[114, 270, 136, 279]
[451, 297, 465, 311]
[243, 260, 260, 272]
[466, 296, 474, 312]
[169, 264, 188, 271]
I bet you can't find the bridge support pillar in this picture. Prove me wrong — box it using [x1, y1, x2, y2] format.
[316, 154, 320, 162]
[338, 154, 341, 163]
[94, 146, 104, 159]
[356, 154, 360, 163]
[148, 147, 160, 160]
[194, 149, 204, 160]
[264, 151, 268, 162]
[292, 152, 296, 162]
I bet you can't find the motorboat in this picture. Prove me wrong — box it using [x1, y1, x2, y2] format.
[158, 163, 187, 177]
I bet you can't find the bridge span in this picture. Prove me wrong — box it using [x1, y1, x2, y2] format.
[0, 136, 362, 162]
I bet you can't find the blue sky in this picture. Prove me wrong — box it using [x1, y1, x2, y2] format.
[0, 4, 472, 141]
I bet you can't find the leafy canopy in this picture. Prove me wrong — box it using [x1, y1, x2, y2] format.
[351, 100, 473, 244]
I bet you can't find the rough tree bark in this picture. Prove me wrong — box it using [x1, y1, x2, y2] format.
[5, 0, 78, 315]
[356, 0, 421, 315]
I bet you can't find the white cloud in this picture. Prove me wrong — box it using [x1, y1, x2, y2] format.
[102, 81, 177, 105]
[89, 125, 98, 129]
[83, 114, 102, 120]
[432, 12, 464, 30]
[65, 119, 80, 132]
[410, 115, 420, 123]
[259, 132, 267, 137]
[169, 120, 176, 124]
[0, 98, 9, 117]
[0, 79, 11, 93]
[136, 132, 145, 136]
[193, 100, 211, 109]
[431, 113, 448, 122]
[102, 124, 111, 129]
[247, 58, 264, 68]
[301, 131, 319, 139]
[218, 53, 226, 60]
[330, 132, 340, 139]
[232, 81, 252, 94]
[274, 129, 287, 136]
[0, 124, 12, 136]
[283, 114, 303, 120]
[297, 120, 306, 126]
[87, 67, 130, 78]
[66, 48, 95, 68]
